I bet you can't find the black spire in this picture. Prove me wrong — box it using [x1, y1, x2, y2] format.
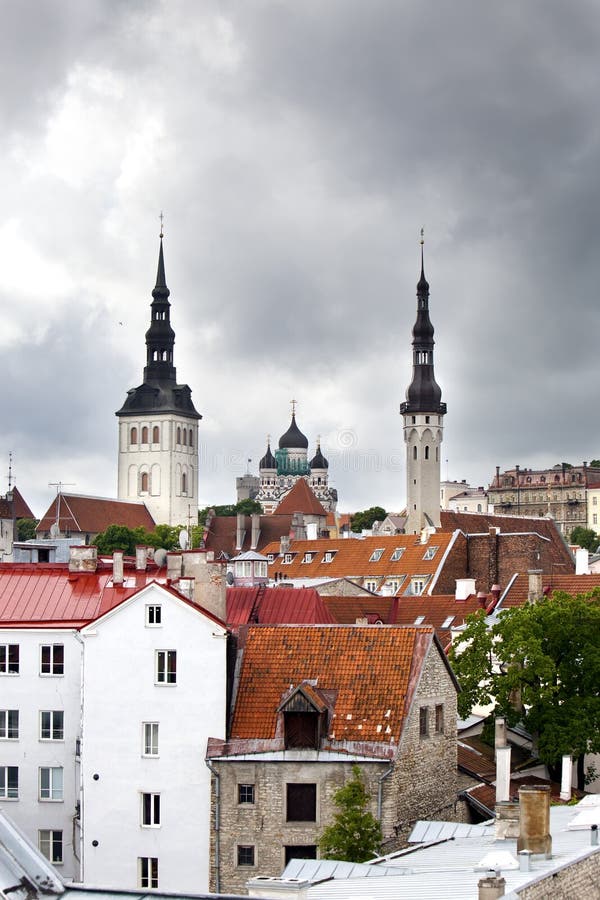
[259, 438, 277, 469]
[400, 237, 446, 415]
[310, 440, 329, 469]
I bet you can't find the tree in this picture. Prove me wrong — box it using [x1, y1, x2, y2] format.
[318, 765, 382, 862]
[569, 526, 600, 552]
[449, 591, 600, 789]
[350, 506, 386, 533]
[589, 460, 600, 468]
[16, 518, 39, 541]
[198, 499, 263, 520]
[93, 523, 197, 556]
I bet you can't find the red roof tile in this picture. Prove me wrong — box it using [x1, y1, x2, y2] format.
[500, 572, 600, 607]
[203, 514, 293, 557]
[37, 494, 155, 535]
[230, 624, 436, 745]
[274, 479, 328, 517]
[227, 587, 337, 626]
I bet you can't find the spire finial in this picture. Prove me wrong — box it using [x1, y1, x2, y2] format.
[420, 226, 424, 246]
[291, 398, 297, 416]
[267, 433, 271, 445]
[159, 211, 164, 240]
[317, 434, 321, 447]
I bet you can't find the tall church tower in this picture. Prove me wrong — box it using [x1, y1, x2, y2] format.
[116, 234, 201, 526]
[400, 236, 446, 534]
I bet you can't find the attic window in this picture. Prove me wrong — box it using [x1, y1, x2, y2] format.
[441, 615, 455, 628]
[408, 577, 427, 596]
[322, 551, 337, 563]
[281, 688, 324, 749]
[423, 546, 439, 560]
[282, 553, 294, 565]
[391, 547, 405, 561]
[267, 553, 275, 563]
[302, 552, 315, 564]
[414, 615, 426, 625]
[369, 548, 384, 562]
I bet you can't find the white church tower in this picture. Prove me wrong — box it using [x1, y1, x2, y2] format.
[116, 233, 201, 526]
[400, 235, 446, 534]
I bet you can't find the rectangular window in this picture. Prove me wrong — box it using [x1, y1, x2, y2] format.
[435, 704, 444, 734]
[286, 783, 317, 822]
[419, 707, 429, 738]
[155, 650, 176, 684]
[411, 578, 426, 596]
[40, 644, 64, 676]
[423, 546, 439, 560]
[414, 615, 426, 625]
[365, 580, 377, 592]
[391, 547, 405, 561]
[146, 605, 162, 626]
[285, 845, 318, 865]
[369, 548, 384, 562]
[143, 723, 159, 756]
[139, 856, 158, 888]
[39, 767, 63, 801]
[238, 783, 255, 805]
[301, 552, 314, 564]
[40, 711, 64, 741]
[441, 616, 455, 629]
[39, 830, 63, 864]
[0, 644, 19, 674]
[323, 551, 336, 563]
[142, 792, 160, 826]
[237, 845, 255, 867]
[283, 553, 293, 564]
[594, 514, 598, 526]
[594, 496, 598, 506]
[0, 766, 18, 799]
[0, 710, 19, 740]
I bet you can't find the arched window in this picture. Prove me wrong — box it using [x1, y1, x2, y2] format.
[141, 426, 149, 444]
[182, 429, 187, 446]
[130, 427, 138, 446]
[188, 430, 193, 449]
[176, 426, 181, 445]
[424, 446, 430, 460]
[182, 472, 187, 494]
[141, 472, 149, 492]
[152, 425, 160, 444]
[413, 446, 417, 460]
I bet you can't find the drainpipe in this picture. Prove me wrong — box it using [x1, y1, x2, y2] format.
[74, 630, 85, 879]
[377, 763, 394, 821]
[205, 759, 221, 893]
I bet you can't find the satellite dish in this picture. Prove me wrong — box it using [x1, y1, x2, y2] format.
[179, 529, 189, 550]
[154, 548, 168, 568]
[226, 571, 234, 585]
[50, 523, 60, 538]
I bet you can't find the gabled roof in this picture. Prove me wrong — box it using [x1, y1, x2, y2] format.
[37, 494, 155, 536]
[323, 595, 396, 624]
[203, 514, 293, 556]
[389, 593, 484, 645]
[274, 478, 328, 517]
[499, 572, 600, 608]
[229, 624, 441, 746]
[0, 487, 35, 522]
[263, 533, 455, 582]
[227, 586, 337, 626]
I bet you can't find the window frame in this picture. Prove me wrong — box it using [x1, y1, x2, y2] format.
[141, 792, 161, 827]
[419, 706, 429, 738]
[155, 650, 177, 685]
[0, 709, 19, 740]
[0, 765, 18, 799]
[286, 782, 317, 822]
[143, 722, 159, 757]
[236, 845, 256, 867]
[39, 829, 63, 865]
[40, 710, 64, 741]
[40, 644, 64, 676]
[238, 783, 255, 805]
[435, 704, 444, 734]
[390, 547, 405, 561]
[369, 548, 384, 562]
[139, 856, 159, 889]
[39, 766, 64, 801]
[0, 644, 19, 675]
[146, 605, 162, 627]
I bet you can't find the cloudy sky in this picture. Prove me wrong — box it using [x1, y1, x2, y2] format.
[2, 0, 600, 519]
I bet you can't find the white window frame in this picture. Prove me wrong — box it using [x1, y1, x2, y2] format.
[391, 547, 405, 561]
[422, 546, 439, 560]
[0, 644, 19, 675]
[323, 551, 336, 563]
[143, 722, 159, 757]
[39, 766, 64, 801]
[410, 577, 426, 596]
[141, 792, 161, 827]
[0, 766, 18, 799]
[283, 553, 293, 564]
[40, 644, 64, 676]
[146, 605, 162, 627]
[155, 650, 177, 685]
[365, 580, 377, 592]
[139, 856, 158, 888]
[301, 552, 314, 564]
[40, 711, 64, 741]
[414, 615, 426, 625]
[369, 548, 384, 562]
[39, 829, 63, 864]
[441, 615, 455, 629]
[0, 709, 19, 740]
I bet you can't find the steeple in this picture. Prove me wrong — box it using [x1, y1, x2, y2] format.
[400, 233, 446, 416]
[143, 236, 177, 384]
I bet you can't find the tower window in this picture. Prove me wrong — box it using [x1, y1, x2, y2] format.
[188, 430, 193, 449]
[130, 427, 138, 446]
[181, 472, 187, 495]
[152, 425, 160, 444]
[141, 426, 149, 444]
[425, 446, 429, 460]
[141, 472, 149, 493]
[176, 426, 181, 445]
[413, 446, 417, 460]
[182, 429, 187, 446]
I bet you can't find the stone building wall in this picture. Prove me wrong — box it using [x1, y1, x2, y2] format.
[516, 847, 600, 899]
[462, 532, 555, 594]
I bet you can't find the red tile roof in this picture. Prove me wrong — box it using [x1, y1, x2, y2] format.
[389, 593, 484, 646]
[203, 514, 293, 557]
[500, 572, 600, 607]
[263, 533, 456, 584]
[0, 487, 35, 522]
[274, 478, 328, 516]
[229, 624, 437, 746]
[37, 494, 155, 536]
[227, 586, 337, 626]
[323, 596, 396, 624]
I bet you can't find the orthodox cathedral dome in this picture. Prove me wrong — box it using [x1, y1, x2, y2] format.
[278, 413, 309, 450]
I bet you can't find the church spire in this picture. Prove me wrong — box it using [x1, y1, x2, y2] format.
[144, 233, 176, 383]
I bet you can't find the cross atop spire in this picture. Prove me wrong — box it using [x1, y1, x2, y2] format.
[291, 398, 297, 415]
[159, 210, 164, 239]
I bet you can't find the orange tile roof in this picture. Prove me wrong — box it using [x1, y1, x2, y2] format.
[323, 596, 396, 624]
[230, 624, 436, 746]
[500, 572, 600, 607]
[263, 533, 455, 584]
[274, 478, 328, 516]
[37, 494, 155, 535]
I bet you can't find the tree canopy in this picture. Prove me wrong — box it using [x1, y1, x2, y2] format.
[449, 591, 600, 788]
[569, 526, 600, 552]
[350, 506, 387, 533]
[198, 499, 263, 521]
[319, 765, 382, 862]
[16, 518, 39, 542]
[92, 523, 203, 556]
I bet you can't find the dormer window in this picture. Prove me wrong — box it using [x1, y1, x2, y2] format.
[441, 615, 455, 628]
[408, 577, 427, 596]
[283, 553, 294, 565]
[267, 553, 275, 563]
[423, 546, 438, 560]
[391, 547, 405, 561]
[369, 548, 384, 562]
[302, 552, 315, 564]
[322, 551, 337, 564]
[279, 685, 327, 750]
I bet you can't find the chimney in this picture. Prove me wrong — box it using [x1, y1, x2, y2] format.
[280, 535, 290, 555]
[166, 552, 183, 583]
[236, 513, 245, 551]
[112, 550, 124, 585]
[135, 545, 148, 571]
[177, 576, 195, 602]
[477, 875, 505, 899]
[495, 716, 507, 749]
[250, 513, 261, 550]
[575, 547, 589, 575]
[527, 570, 543, 603]
[477, 591, 488, 609]
[455, 578, 476, 601]
[495, 465, 500, 487]
[68, 545, 98, 573]
[560, 754, 572, 802]
[517, 785, 552, 858]
[247, 877, 311, 899]
[496, 746, 511, 804]
[291, 512, 307, 541]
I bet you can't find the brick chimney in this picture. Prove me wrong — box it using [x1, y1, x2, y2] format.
[68, 545, 98, 573]
[527, 570, 543, 603]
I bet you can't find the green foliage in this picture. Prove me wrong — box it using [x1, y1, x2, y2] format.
[199, 499, 263, 520]
[350, 506, 387, 533]
[589, 460, 600, 468]
[319, 765, 382, 862]
[570, 526, 600, 552]
[16, 518, 39, 541]
[93, 522, 204, 556]
[449, 591, 600, 778]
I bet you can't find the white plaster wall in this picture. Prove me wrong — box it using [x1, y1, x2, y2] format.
[0, 628, 82, 880]
[404, 414, 444, 534]
[80, 584, 227, 892]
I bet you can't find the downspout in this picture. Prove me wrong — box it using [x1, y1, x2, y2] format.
[377, 763, 394, 821]
[74, 630, 85, 878]
[205, 759, 221, 893]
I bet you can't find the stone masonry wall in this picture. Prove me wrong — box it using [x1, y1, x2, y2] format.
[516, 847, 600, 899]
